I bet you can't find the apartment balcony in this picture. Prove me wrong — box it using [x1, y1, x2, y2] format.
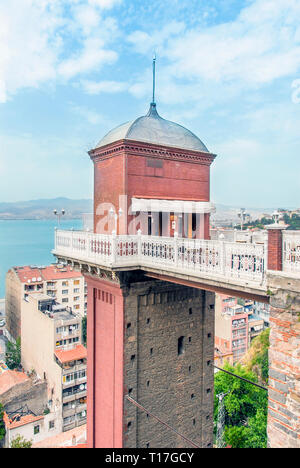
[77, 417, 87, 427]
[62, 362, 87, 373]
[63, 402, 87, 419]
[63, 421, 76, 431]
[62, 389, 87, 404]
[62, 393, 77, 405]
[55, 331, 80, 342]
[62, 377, 86, 389]
[75, 389, 87, 400]
[63, 406, 76, 419]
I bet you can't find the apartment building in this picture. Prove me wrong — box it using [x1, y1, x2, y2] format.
[248, 318, 264, 343]
[21, 294, 87, 433]
[253, 301, 270, 328]
[6, 264, 86, 341]
[215, 294, 249, 363]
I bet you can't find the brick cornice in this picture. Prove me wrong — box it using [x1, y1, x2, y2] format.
[88, 138, 216, 166]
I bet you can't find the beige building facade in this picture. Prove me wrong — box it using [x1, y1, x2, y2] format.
[6, 264, 86, 341]
[21, 294, 87, 433]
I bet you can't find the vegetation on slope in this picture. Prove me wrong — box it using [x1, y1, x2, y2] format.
[214, 328, 270, 448]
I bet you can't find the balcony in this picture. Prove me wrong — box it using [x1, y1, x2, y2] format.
[62, 384, 87, 403]
[62, 376, 86, 389]
[63, 402, 87, 418]
[53, 230, 268, 289]
[62, 362, 87, 373]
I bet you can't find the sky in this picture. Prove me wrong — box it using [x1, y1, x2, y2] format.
[0, 0, 300, 208]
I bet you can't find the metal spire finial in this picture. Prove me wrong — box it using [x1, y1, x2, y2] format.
[152, 53, 156, 105]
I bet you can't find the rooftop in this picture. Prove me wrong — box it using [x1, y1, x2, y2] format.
[55, 344, 87, 364]
[95, 103, 210, 153]
[3, 412, 44, 430]
[0, 369, 29, 395]
[14, 264, 82, 284]
[25, 294, 79, 321]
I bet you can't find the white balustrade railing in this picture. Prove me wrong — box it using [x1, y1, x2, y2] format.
[283, 231, 300, 273]
[54, 230, 267, 286]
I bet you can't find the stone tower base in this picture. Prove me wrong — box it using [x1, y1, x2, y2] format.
[86, 271, 215, 448]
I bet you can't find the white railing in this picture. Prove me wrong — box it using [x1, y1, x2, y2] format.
[283, 231, 300, 273]
[54, 230, 267, 287]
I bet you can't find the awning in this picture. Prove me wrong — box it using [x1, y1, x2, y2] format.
[131, 198, 216, 214]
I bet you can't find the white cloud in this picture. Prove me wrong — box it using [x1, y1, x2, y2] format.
[128, 0, 300, 105]
[81, 79, 127, 94]
[69, 103, 105, 125]
[58, 38, 117, 80]
[0, 0, 120, 102]
[292, 79, 300, 104]
[127, 21, 185, 55]
[88, 0, 122, 9]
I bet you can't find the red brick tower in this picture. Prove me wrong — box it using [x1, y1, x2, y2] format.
[86, 97, 216, 448]
[89, 102, 216, 239]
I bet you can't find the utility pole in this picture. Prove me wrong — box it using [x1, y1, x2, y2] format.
[53, 208, 65, 227]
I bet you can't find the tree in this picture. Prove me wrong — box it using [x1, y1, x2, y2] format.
[10, 434, 32, 448]
[0, 402, 5, 442]
[214, 362, 268, 448]
[5, 337, 21, 370]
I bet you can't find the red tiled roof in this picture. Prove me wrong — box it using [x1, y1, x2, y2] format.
[0, 369, 29, 395]
[14, 265, 82, 284]
[4, 412, 44, 430]
[54, 344, 87, 364]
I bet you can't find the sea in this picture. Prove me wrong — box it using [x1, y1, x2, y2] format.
[0, 219, 82, 299]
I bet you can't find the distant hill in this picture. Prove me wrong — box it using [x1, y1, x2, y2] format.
[0, 197, 93, 220]
[0, 197, 295, 222]
[212, 203, 297, 226]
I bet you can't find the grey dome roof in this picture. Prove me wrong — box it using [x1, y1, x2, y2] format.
[95, 103, 209, 153]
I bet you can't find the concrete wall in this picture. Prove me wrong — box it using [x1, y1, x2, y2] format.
[1, 378, 47, 416]
[5, 269, 22, 341]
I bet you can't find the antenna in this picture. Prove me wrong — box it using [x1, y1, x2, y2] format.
[152, 53, 156, 105]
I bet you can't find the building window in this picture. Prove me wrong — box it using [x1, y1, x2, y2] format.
[74, 288, 80, 293]
[62, 290, 68, 295]
[74, 280, 80, 285]
[49, 420, 55, 430]
[62, 298, 68, 303]
[62, 281, 69, 287]
[178, 336, 185, 355]
[34, 425, 40, 435]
